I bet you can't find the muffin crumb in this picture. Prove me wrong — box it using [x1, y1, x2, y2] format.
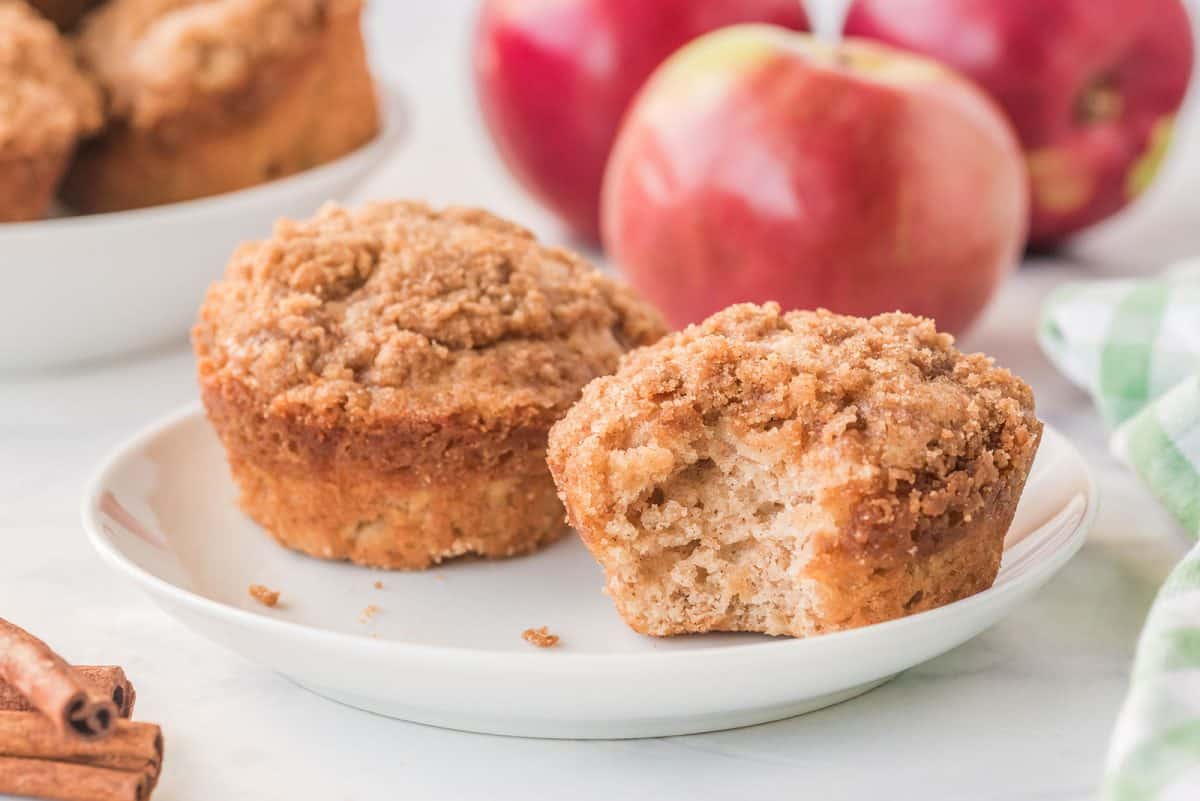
[248, 583, 279, 607]
[358, 604, 380, 623]
[521, 627, 559, 648]
[373, 580, 383, 589]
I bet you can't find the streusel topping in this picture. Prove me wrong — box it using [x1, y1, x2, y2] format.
[76, 0, 361, 129]
[548, 303, 1040, 553]
[0, 0, 101, 156]
[194, 202, 667, 427]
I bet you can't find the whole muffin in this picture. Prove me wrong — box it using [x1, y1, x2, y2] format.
[194, 202, 667, 569]
[63, 0, 379, 213]
[0, 0, 101, 221]
[548, 303, 1042, 638]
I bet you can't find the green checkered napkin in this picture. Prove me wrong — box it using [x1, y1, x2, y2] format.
[1040, 262, 1200, 801]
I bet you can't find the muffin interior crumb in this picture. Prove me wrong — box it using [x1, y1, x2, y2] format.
[617, 433, 831, 636]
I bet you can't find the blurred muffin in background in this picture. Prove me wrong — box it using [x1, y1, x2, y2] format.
[0, 0, 101, 222]
[63, 0, 379, 213]
[27, 0, 102, 29]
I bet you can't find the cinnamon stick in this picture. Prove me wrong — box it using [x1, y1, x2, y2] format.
[0, 619, 117, 740]
[0, 756, 146, 801]
[0, 667, 135, 719]
[0, 712, 161, 783]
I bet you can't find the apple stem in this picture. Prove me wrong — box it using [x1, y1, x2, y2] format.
[804, 0, 853, 47]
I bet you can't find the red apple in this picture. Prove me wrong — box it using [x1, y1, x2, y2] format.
[473, 0, 807, 241]
[845, 0, 1194, 246]
[603, 26, 1029, 334]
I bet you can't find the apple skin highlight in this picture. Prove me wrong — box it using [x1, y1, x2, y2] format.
[603, 26, 1028, 334]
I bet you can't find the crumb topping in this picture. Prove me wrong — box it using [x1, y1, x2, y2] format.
[248, 583, 279, 607]
[549, 303, 1041, 557]
[76, 0, 362, 129]
[0, 1, 101, 156]
[194, 201, 667, 429]
[521, 627, 559, 648]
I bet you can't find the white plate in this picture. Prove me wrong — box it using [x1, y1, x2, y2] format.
[0, 88, 407, 372]
[82, 405, 1094, 739]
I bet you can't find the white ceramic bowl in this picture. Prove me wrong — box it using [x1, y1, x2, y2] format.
[82, 406, 1095, 739]
[0, 88, 406, 372]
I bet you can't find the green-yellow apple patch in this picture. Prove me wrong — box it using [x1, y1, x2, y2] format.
[640, 25, 781, 120]
[1127, 115, 1175, 200]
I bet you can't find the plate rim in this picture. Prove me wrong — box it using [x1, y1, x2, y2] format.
[81, 403, 1097, 669]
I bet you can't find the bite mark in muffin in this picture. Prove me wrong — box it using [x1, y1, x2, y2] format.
[194, 201, 667, 569]
[548, 303, 1041, 638]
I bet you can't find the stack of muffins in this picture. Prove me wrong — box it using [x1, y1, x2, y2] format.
[0, 0, 379, 222]
[195, 200, 1043, 640]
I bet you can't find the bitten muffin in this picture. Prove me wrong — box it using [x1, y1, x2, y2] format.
[193, 201, 667, 569]
[62, 0, 379, 213]
[27, 0, 101, 29]
[0, 0, 101, 222]
[548, 303, 1042, 638]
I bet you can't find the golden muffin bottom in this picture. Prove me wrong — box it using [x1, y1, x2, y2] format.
[203, 385, 567, 570]
[62, 10, 379, 213]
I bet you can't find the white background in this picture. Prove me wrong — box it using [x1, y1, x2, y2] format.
[3, 2, 1200, 798]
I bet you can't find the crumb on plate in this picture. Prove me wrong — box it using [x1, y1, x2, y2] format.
[522, 627, 559, 648]
[359, 604, 380, 624]
[248, 583, 279, 608]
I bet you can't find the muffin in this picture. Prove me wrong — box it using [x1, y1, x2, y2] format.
[62, 0, 379, 213]
[0, 0, 101, 222]
[28, 0, 101, 29]
[193, 201, 667, 569]
[548, 303, 1041, 638]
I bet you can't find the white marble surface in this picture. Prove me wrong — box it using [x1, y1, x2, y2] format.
[3, 3, 1200, 799]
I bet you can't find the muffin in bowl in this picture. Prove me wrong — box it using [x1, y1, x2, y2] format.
[0, 0, 101, 222]
[548, 303, 1041, 638]
[63, 0, 379, 213]
[194, 201, 667, 569]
